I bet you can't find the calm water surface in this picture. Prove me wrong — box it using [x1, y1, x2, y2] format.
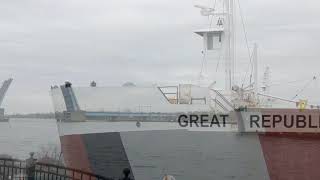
[0, 118, 60, 159]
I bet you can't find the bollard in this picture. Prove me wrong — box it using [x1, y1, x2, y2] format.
[119, 168, 133, 180]
[26, 152, 37, 180]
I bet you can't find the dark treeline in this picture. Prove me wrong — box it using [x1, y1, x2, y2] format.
[8, 113, 55, 119]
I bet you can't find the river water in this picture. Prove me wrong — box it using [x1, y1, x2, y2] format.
[0, 118, 60, 159]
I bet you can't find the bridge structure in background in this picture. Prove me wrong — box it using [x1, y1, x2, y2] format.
[0, 78, 13, 121]
[0, 79, 12, 107]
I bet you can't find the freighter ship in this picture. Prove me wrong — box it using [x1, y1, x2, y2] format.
[51, 1, 320, 180]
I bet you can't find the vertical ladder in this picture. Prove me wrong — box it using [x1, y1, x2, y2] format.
[210, 89, 234, 112]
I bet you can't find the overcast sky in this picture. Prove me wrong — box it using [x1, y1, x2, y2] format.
[0, 0, 320, 113]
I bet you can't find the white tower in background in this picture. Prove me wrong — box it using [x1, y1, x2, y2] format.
[262, 67, 271, 94]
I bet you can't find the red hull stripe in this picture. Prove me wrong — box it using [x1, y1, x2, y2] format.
[60, 135, 93, 173]
[259, 133, 320, 180]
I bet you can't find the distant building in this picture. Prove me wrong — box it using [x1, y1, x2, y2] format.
[122, 82, 136, 87]
[90, 81, 97, 87]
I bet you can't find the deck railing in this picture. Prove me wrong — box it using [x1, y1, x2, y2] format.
[0, 158, 114, 180]
[0, 158, 26, 180]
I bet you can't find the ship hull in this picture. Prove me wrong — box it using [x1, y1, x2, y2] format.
[57, 109, 320, 180]
[60, 130, 270, 180]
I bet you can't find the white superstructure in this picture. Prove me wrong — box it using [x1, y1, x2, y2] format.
[51, 0, 320, 122]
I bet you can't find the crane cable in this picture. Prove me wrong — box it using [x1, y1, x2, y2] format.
[209, 0, 218, 28]
[291, 76, 317, 100]
[268, 77, 313, 87]
[213, 0, 224, 80]
[237, 0, 253, 88]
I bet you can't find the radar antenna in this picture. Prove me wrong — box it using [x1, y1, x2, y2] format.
[194, 4, 215, 16]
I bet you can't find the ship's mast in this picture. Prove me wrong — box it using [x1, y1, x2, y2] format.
[253, 43, 258, 96]
[195, 0, 235, 92]
[226, 0, 235, 91]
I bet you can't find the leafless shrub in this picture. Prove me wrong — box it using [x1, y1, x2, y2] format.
[0, 154, 13, 159]
[35, 143, 63, 166]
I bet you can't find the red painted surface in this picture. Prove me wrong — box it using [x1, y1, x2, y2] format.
[60, 135, 92, 173]
[259, 133, 320, 180]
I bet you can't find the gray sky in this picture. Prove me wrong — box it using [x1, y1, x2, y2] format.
[1, 0, 320, 113]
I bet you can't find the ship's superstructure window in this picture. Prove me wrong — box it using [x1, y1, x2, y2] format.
[207, 33, 222, 50]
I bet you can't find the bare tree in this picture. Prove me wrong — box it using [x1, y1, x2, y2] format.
[35, 143, 63, 166]
[0, 154, 13, 159]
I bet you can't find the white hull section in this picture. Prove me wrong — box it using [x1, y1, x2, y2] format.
[58, 121, 236, 136]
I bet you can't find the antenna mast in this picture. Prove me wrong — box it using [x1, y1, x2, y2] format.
[194, 0, 235, 91]
[226, 0, 235, 91]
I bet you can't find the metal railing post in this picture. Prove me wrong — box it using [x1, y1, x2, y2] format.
[119, 168, 133, 180]
[26, 152, 37, 180]
[0, 154, 114, 180]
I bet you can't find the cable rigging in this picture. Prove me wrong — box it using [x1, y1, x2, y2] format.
[237, 0, 254, 88]
[291, 75, 318, 100]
